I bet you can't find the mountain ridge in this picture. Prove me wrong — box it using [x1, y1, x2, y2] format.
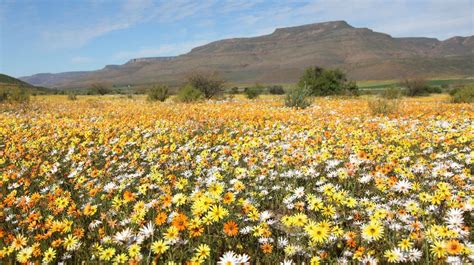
[20, 21, 474, 89]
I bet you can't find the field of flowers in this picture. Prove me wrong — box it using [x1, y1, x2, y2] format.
[0, 95, 473, 264]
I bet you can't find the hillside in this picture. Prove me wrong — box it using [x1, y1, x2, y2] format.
[20, 21, 474, 89]
[0, 73, 55, 94]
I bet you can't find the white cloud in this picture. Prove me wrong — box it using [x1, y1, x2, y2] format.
[71, 56, 94, 63]
[113, 40, 210, 61]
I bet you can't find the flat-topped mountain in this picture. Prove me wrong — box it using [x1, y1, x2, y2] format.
[20, 21, 474, 89]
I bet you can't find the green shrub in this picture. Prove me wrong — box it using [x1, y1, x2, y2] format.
[230, 87, 240, 94]
[268, 85, 285, 95]
[88, 83, 112, 95]
[244, 85, 263, 99]
[298, 66, 359, 96]
[0, 87, 30, 103]
[67, 93, 77, 101]
[176, 84, 203, 103]
[285, 87, 312, 109]
[381, 87, 402, 99]
[401, 78, 439, 96]
[450, 86, 474, 103]
[147, 85, 169, 102]
[367, 97, 399, 115]
[186, 72, 225, 99]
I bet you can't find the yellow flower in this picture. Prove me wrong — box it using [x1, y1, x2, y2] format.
[207, 205, 228, 222]
[99, 247, 116, 261]
[430, 240, 446, 259]
[151, 240, 169, 255]
[128, 244, 141, 258]
[63, 234, 79, 251]
[398, 238, 413, 251]
[195, 244, 210, 259]
[384, 249, 399, 263]
[42, 247, 56, 263]
[304, 221, 329, 243]
[113, 253, 128, 263]
[164, 226, 179, 241]
[11, 234, 27, 250]
[16, 247, 32, 263]
[362, 221, 384, 242]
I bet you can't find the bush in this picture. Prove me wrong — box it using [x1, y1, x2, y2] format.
[450, 86, 474, 103]
[367, 97, 399, 115]
[285, 87, 312, 109]
[268, 85, 285, 95]
[187, 72, 225, 99]
[230, 87, 240, 94]
[176, 84, 203, 103]
[298, 66, 359, 96]
[401, 78, 439, 96]
[89, 83, 112, 95]
[244, 85, 263, 99]
[147, 85, 169, 102]
[0, 87, 30, 103]
[67, 93, 77, 101]
[381, 87, 402, 99]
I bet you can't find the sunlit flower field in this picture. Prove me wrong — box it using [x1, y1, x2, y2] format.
[0, 95, 473, 264]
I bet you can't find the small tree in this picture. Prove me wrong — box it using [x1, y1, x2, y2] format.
[147, 84, 169, 102]
[89, 82, 112, 95]
[0, 86, 30, 103]
[186, 71, 225, 99]
[381, 87, 402, 99]
[268, 85, 285, 95]
[298, 66, 358, 96]
[230, 87, 240, 94]
[244, 84, 263, 99]
[67, 92, 77, 101]
[450, 86, 474, 103]
[176, 84, 203, 103]
[400, 78, 438, 97]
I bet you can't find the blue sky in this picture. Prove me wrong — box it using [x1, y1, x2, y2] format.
[1, 0, 473, 77]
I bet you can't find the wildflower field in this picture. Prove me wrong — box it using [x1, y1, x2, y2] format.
[0, 95, 473, 264]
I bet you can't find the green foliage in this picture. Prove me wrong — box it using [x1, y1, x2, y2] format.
[285, 87, 312, 109]
[268, 85, 285, 95]
[88, 83, 112, 95]
[298, 66, 358, 96]
[401, 78, 441, 97]
[176, 84, 203, 103]
[147, 85, 169, 102]
[187, 72, 225, 99]
[67, 93, 77, 101]
[367, 97, 399, 115]
[381, 87, 402, 99]
[230, 87, 240, 94]
[450, 86, 474, 103]
[0, 86, 30, 103]
[244, 85, 263, 99]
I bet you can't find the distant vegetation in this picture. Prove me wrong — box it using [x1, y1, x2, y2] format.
[298, 66, 359, 96]
[186, 71, 225, 99]
[88, 82, 112, 95]
[268, 85, 285, 95]
[147, 85, 169, 102]
[401, 78, 441, 97]
[450, 85, 474, 103]
[176, 84, 203, 103]
[0, 86, 30, 103]
[244, 84, 263, 99]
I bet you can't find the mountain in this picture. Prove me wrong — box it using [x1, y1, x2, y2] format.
[0, 73, 55, 94]
[20, 21, 474, 89]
